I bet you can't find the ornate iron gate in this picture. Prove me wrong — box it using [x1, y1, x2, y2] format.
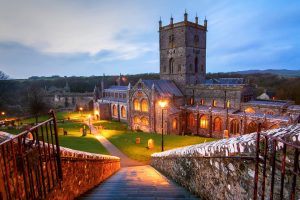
[0, 110, 62, 200]
[254, 124, 300, 200]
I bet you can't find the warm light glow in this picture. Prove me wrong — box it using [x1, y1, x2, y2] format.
[200, 115, 208, 129]
[79, 107, 83, 111]
[88, 114, 91, 119]
[1, 112, 5, 115]
[94, 110, 99, 115]
[158, 100, 168, 108]
[227, 100, 230, 108]
[245, 107, 255, 113]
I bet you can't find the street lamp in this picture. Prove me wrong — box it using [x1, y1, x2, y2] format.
[79, 107, 83, 116]
[158, 100, 168, 152]
[88, 114, 91, 134]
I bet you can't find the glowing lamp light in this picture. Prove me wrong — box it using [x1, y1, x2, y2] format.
[79, 107, 83, 111]
[158, 100, 168, 108]
[88, 114, 91, 119]
[1, 112, 5, 115]
[94, 111, 99, 115]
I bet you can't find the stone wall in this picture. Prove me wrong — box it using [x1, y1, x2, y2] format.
[151, 125, 300, 200]
[47, 147, 120, 200]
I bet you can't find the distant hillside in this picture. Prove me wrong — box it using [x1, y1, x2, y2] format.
[233, 69, 300, 77]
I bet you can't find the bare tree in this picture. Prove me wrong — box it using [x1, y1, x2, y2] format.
[0, 71, 9, 80]
[28, 85, 50, 124]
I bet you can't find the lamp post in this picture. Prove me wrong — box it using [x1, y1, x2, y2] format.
[79, 107, 83, 117]
[88, 114, 91, 134]
[158, 100, 168, 152]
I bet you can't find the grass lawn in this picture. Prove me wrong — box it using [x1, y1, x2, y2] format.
[97, 120, 217, 162]
[57, 121, 109, 155]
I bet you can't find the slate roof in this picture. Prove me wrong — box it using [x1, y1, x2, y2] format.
[106, 85, 128, 91]
[244, 100, 290, 108]
[205, 78, 244, 85]
[142, 80, 183, 97]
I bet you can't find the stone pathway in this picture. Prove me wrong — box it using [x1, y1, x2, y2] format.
[82, 121, 199, 199]
[79, 165, 199, 200]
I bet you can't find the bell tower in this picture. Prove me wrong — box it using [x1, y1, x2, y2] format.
[159, 12, 207, 92]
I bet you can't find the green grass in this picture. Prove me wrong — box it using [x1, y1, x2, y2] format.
[57, 121, 109, 155]
[98, 120, 217, 162]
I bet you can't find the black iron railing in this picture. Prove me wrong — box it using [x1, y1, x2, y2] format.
[0, 110, 62, 200]
[254, 124, 300, 200]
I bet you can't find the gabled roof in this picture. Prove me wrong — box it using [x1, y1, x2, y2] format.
[142, 79, 183, 97]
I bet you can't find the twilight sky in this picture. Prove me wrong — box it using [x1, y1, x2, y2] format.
[0, 0, 300, 78]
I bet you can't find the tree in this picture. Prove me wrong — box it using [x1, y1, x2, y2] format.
[28, 85, 50, 124]
[0, 71, 9, 80]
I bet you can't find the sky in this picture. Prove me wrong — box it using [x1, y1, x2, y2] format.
[0, 0, 300, 79]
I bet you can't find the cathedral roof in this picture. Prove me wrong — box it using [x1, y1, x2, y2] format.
[142, 79, 183, 97]
[106, 85, 128, 91]
[205, 78, 244, 85]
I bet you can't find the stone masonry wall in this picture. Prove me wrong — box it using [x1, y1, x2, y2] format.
[151, 125, 300, 200]
[46, 147, 120, 200]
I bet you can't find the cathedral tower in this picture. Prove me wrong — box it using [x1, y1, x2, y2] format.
[159, 12, 207, 92]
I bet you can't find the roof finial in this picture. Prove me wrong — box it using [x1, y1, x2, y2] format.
[195, 12, 198, 24]
[159, 16, 162, 28]
[170, 14, 173, 25]
[184, 9, 188, 22]
[204, 16, 207, 29]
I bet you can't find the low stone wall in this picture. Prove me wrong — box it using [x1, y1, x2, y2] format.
[151, 125, 300, 200]
[47, 147, 120, 200]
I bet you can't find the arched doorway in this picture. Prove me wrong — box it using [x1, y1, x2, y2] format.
[121, 106, 126, 118]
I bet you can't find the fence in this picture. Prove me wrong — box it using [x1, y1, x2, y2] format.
[0, 110, 62, 200]
[254, 124, 300, 200]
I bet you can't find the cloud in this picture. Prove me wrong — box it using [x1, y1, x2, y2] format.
[0, 0, 155, 60]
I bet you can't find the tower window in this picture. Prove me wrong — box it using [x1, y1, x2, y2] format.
[169, 58, 174, 74]
[212, 100, 217, 107]
[194, 35, 199, 46]
[163, 65, 167, 73]
[189, 64, 193, 72]
[200, 99, 204, 105]
[177, 64, 181, 72]
[195, 57, 198, 73]
[169, 34, 175, 44]
[227, 100, 230, 108]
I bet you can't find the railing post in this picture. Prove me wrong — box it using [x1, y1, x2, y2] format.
[253, 123, 262, 200]
[50, 110, 63, 180]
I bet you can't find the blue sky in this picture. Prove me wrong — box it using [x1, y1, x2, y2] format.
[0, 0, 300, 78]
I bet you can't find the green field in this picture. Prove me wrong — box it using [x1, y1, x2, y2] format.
[96, 120, 217, 162]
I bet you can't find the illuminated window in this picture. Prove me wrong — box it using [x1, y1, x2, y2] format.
[200, 115, 209, 129]
[230, 119, 240, 135]
[172, 118, 178, 130]
[133, 116, 140, 124]
[245, 107, 255, 113]
[213, 117, 222, 132]
[133, 99, 140, 111]
[200, 99, 204, 105]
[141, 99, 149, 112]
[212, 100, 217, 107]
[112, 105, 118, 117]
[227, 100, 230, 108]
[247, 121, 257, 134]
[188, 113, 195, 127]
[121, 106, 126, 118]
[266, 111, 274, 115]
[141, 117, 149, 126]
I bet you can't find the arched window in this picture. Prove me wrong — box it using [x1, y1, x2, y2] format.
[121, 106, 126, 118]
[214, 117, 222, 132]
[169, 58, 174, 74]
[188, 113, 195, 128]
[245, 107, 255, 113]
[227, 100, 230, 108]
[141, 99, 149, 112]
[212, 100, 217, 107]
[112, 105, 118, 116]
[177, 64, 181, 72]
[133, 99, 140, 111]
[200, 99, 204, 105]
[230, 119, 240, 135]
[172, 118, 178, 130]
[195, 57, 198, 73]
[133, 116, 140, 124]
[247, 121, 257, 134]
[200, 115, 208, 129]
[266, 111, 274, 115]
[141, 117, 149, 126]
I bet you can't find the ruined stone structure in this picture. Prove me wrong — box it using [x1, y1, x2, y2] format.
[94, 12, 300, 138]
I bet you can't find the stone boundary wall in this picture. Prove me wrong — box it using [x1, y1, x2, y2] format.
[47, 147, 120, 200]
[151, 125, 300, 200]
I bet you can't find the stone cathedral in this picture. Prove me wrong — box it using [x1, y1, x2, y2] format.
[94, 12, 300, 138]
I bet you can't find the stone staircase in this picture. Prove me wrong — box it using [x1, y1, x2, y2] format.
[80, 165, 199, 200]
